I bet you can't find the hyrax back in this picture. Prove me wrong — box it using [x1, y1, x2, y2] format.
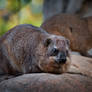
[0, 24, 71, 75]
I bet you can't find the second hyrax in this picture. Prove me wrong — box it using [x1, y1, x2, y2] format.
[41, 14, 92, 57]
[0, 24, 71, 75]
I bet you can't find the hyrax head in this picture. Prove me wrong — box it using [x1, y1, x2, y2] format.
[36, 34, 71, 74]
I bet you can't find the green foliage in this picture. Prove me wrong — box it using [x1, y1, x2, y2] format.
[0, 19, 8, 36]
[0, 0, 7, 9]
[0, 0, 43, 36]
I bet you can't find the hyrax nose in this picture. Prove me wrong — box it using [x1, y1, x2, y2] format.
[55, 52, 67, 64]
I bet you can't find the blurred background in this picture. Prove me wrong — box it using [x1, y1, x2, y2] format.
[0, 0, 92, 36]
[0, 0, 43, 36]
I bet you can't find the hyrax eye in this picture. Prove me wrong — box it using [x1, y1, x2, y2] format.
[44, 38, 52, 47]
[51, 48, 59, 56]
[66, 39, 70, 46]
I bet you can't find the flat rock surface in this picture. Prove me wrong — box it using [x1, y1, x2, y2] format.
[0, 73, 92, 92]
[0, 55, 92, 92]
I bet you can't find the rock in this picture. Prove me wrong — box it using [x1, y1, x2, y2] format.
[0, 55, 92, 92]
[0, 73, 92, 92]
[68, 55, 92, 77]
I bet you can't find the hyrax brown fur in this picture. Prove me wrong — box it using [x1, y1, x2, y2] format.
[0, 24, 71, 75]
[41, 14, 92, 57]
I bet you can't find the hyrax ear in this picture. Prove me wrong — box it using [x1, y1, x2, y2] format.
[66, 39, 70, 46]
[44, 38, 52, 47]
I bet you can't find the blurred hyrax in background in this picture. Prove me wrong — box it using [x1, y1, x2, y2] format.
[41, 14, 92, 57]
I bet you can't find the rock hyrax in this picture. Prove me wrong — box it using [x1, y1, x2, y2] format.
[0, 24, 71, 75]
